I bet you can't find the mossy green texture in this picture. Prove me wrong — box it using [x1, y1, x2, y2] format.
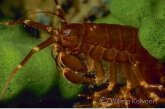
[139, 18, 165, 61]
[0, 22, 84, 101]
[57, 75, 84, 100]
[110, 0, 165, 61]
[94, 14, 124, 25]
[0, 40, 57, 100]
[110, 0, 165, 28]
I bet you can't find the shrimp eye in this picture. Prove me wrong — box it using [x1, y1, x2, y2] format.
[63, 29, 71, 36]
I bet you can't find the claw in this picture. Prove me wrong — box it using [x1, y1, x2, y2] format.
[63, 69, 96, 84]
[59, 52, 87, 71]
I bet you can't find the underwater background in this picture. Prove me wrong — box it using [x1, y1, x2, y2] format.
[0, 0, 165, 108]
[0, 0, 110, 108]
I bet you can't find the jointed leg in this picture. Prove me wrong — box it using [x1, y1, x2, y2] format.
[63, 68, 96, 84]
[0, 36, 57, 100]
[132, 63, 165, 103]
[93, 62, 117, 107]
[122, 63, 132, 107]
[128, 53, 165, 103]
[94, 59, 105, 85]
[0, 0, 67, 35]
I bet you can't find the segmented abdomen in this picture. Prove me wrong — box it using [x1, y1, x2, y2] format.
[78, 23, 162, 83]
[79, 23, 149, 61]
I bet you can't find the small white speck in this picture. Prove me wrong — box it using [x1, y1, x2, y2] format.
[24, 20, 30, 24]
[33, 47, 40, 52]
[57, 5, 61, 9]
[17, 65, 22, 69]
[61, 19, 66, 22]
[47, 27, 52, 32]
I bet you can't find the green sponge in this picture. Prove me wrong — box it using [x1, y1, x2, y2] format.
[0, 39, 57, 100]
[139, 18, 165, 61]
[109, 0, 165, 28]
[94, 14, 124, 25]
[0, 19, 84, 101]
[109, 0, 165, 61]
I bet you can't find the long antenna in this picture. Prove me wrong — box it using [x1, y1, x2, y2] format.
[54, 0, 67, 27]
